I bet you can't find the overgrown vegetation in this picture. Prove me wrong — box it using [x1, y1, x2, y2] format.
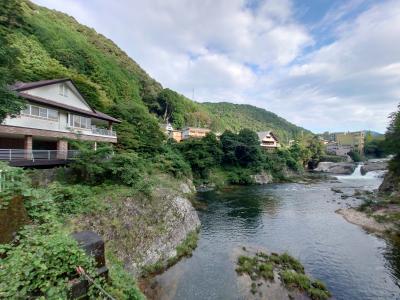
[0, 162, 145, 299]
[235, 250, 331, 300]
[386, 104, 400, 176]
[173, 129, 324, 184]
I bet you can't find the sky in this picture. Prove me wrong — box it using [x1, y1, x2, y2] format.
[32, 0, 400, 133]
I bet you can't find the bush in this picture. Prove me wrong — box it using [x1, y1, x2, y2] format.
[0, 162, 31, 208]
[348, 150, 362, 162]
[151, 145, 192, 178]
[0, 225, 96, 299]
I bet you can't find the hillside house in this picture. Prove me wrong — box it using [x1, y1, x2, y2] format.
[181, 127, 211, 140]
[161, 123, 183, 142]
[257, 131, 280, 150]
[0, 79, 120, 166]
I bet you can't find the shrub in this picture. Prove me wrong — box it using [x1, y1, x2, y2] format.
[0, 225, 96, 299]
[0, 162, 31, 208]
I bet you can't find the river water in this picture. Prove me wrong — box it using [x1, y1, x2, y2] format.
[147, 170, 400, 300]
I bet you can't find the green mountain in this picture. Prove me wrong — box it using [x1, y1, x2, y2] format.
[2, 0, 310, 147]
[203, 102, 311, 143]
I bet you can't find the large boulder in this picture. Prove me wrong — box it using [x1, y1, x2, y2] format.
[361, 161, 388, 175]
[251, 172, 273, 184]
[314, 162, 356, 175]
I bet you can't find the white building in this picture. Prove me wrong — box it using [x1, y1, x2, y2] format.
[257, 131, 280, 150]
[0, 78, 120, 166]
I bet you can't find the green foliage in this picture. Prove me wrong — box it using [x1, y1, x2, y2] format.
[0, 225, 96, 299]
[348, 150, 362, 162]
[110, 102, 165, 153]
[177, 133, 222, 179]
[280, 270, 331, 300]
[235, 250, 330, 299]
[0, 10, 26, 122]
[151, 145, 192, 178]
[203, 102, 311, 143]
[385, 104, 400, 176]
[364, 138, 386, 158]
[106, 253, 146, 300]
[0, 162, 31, 208]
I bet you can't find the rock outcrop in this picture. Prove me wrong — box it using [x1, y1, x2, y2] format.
[251, 172, 273, 184]
[70, 175, 200, 276]
[361, 161, 388, 175]
[314, 162, 356, 175]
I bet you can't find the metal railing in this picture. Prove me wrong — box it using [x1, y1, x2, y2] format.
[92, 127, 117, 137]
[0, 149, 80, 162]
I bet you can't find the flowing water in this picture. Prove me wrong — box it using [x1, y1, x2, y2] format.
[147, 170, 400, 300]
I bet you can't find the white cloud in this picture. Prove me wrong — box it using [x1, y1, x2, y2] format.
[32, 0, 399, 132]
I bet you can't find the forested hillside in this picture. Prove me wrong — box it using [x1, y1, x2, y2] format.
[203, 102, 310, 143]
[1, 0, 310, 146]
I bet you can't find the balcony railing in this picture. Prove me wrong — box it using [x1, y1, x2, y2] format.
[91, 127, 117, 137]
[0, 149, 80, 162]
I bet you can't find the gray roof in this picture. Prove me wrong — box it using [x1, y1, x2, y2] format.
[257, 131, 278, 141]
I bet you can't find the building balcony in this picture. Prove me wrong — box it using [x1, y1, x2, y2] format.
[91, 127, 117, 137]
[0, 149, 80, 167]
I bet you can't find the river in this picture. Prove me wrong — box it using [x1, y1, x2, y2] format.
[146, 170, 400, 300]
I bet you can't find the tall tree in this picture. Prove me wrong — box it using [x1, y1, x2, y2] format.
[386, 104, 400, 175]
[0, 0, 26, 122]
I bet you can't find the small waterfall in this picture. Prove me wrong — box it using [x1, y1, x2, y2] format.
[349, 164, 363, 178]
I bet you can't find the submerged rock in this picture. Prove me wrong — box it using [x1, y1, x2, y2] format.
[233, 246, 331, 300]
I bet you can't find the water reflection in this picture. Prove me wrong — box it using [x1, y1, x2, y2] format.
[147, 175, 400, 300]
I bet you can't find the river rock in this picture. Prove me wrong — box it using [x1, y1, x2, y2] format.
[314, 162, 356, 175]
[251, 172, 273, 184]
[361, 161, 388, 175]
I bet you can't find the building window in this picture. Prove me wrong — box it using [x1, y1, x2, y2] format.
[59, 83, 69, 97]
[68, 114, 91, 129]
[21, 104, 59, 121]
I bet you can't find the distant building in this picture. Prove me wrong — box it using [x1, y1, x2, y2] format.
[325, 142, 352, 156]
[181, 127, 211, 140]
[334, 131, 365, 153]
[257, 131, 280, 151]
[170, 130, 182, 142]
[161, 123, 183, 142]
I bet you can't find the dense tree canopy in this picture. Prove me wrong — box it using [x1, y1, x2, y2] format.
[386, 104, 400, 175]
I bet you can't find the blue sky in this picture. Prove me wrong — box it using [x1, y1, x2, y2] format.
[32, 0, 400, 133]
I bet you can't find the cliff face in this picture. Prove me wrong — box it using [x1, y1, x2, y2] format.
[70, 176, 200, 276]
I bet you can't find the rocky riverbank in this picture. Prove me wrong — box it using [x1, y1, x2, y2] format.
[336, 208, 394, 234]
[69, 175, 201, 277]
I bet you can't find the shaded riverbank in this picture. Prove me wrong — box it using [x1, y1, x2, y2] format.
[143, 171, 400, 300]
